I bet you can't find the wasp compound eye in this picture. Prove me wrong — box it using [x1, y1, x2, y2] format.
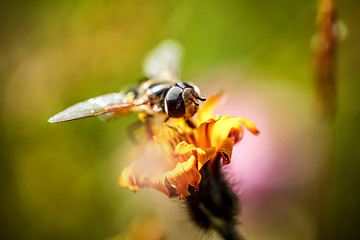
[164, 85, 186, 118]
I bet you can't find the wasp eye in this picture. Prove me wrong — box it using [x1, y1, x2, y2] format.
[164, 86, 185, 118]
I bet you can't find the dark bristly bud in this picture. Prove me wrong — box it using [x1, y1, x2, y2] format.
[186, 155, 244, 240]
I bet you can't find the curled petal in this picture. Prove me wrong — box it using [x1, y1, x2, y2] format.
[238, 118, 260, 136]
[193, 147, 217, 170]
[118, 165, 140, 192]
[175, 141, 197, 155]
[175, 141, 217, 170]
[120, 154, 202, 198]
[218, 138, 235, 165]
[166, 155, 201, 198]
[149, 174, 176, 197]
[203, 117, 258, 150]
[197, 117, 219, 149]
[211, 117, 242, 148]
[198, 116, 240, 149]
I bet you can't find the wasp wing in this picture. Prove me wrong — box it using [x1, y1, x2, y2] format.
[143, 39, 183, 80]
[48, 93, 148, 123]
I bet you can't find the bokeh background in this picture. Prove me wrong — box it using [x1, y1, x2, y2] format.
[0, 0, 359, 239]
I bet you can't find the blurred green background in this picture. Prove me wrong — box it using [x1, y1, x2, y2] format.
[0, 0, 359, 239]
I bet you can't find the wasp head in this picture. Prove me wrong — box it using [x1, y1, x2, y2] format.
[164, 83, 206, 119]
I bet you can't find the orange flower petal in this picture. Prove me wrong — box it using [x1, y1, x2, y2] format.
[218, 138, 235, 165]
[194, 147, 217, 170]
[175, 141, 217, 170]
[174, 141, 197, 154]
[238, 118, 260, 136]
[118, 165, 140, 192]
[119, 163, 177, 198]
[166, 155, 201, 198]
[197, 117, 219, 148]
[149, 173, 173, 197]
[209, 117, 242, 148]
[196, 92, 224, 125]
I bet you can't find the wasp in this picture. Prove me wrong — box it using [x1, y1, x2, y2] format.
[48, 40, 206, 133]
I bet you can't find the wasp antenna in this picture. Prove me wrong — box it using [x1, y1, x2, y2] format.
[197, 96, 206, 101]
[192, 100, 199, 106]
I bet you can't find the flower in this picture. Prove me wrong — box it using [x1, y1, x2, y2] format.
[119, 93, 259, 199]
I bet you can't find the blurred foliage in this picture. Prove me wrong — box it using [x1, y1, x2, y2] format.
[0, 0, 359, 239]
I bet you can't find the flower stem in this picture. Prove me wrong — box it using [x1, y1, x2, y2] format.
[186, 155, 244, 240]
[313, 0, 337, 239]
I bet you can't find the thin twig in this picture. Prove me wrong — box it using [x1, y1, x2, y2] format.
[312, 0, 337, 239]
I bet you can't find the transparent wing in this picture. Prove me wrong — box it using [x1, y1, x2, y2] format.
[143, 39, 183, 80]
[48, 93, 148, 123]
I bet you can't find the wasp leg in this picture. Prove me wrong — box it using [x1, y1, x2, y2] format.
[163, 116, 181, 133]
[138, 113, 154, 139]
[126, 120, 144, 144]
[186, 119, 197, 128]
[163, 116, 170, 123]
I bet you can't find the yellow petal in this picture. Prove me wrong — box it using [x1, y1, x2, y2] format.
[207, 117, 242, 149]
[194, 146, 217, 170]
[149, 173, 174, 197]
[207, 117, 259, 149]
[196, 92, 224, 124]
[166, 155, 201, 199]
[119, 164, 178, 198]
[175, 141, 217, 170]
[197, 117, 219, 148]
[218, 137, 235, 165]
[118, 165, 140, 192]
[174, 141, 197, 155]
[238, 118, 260, 136]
